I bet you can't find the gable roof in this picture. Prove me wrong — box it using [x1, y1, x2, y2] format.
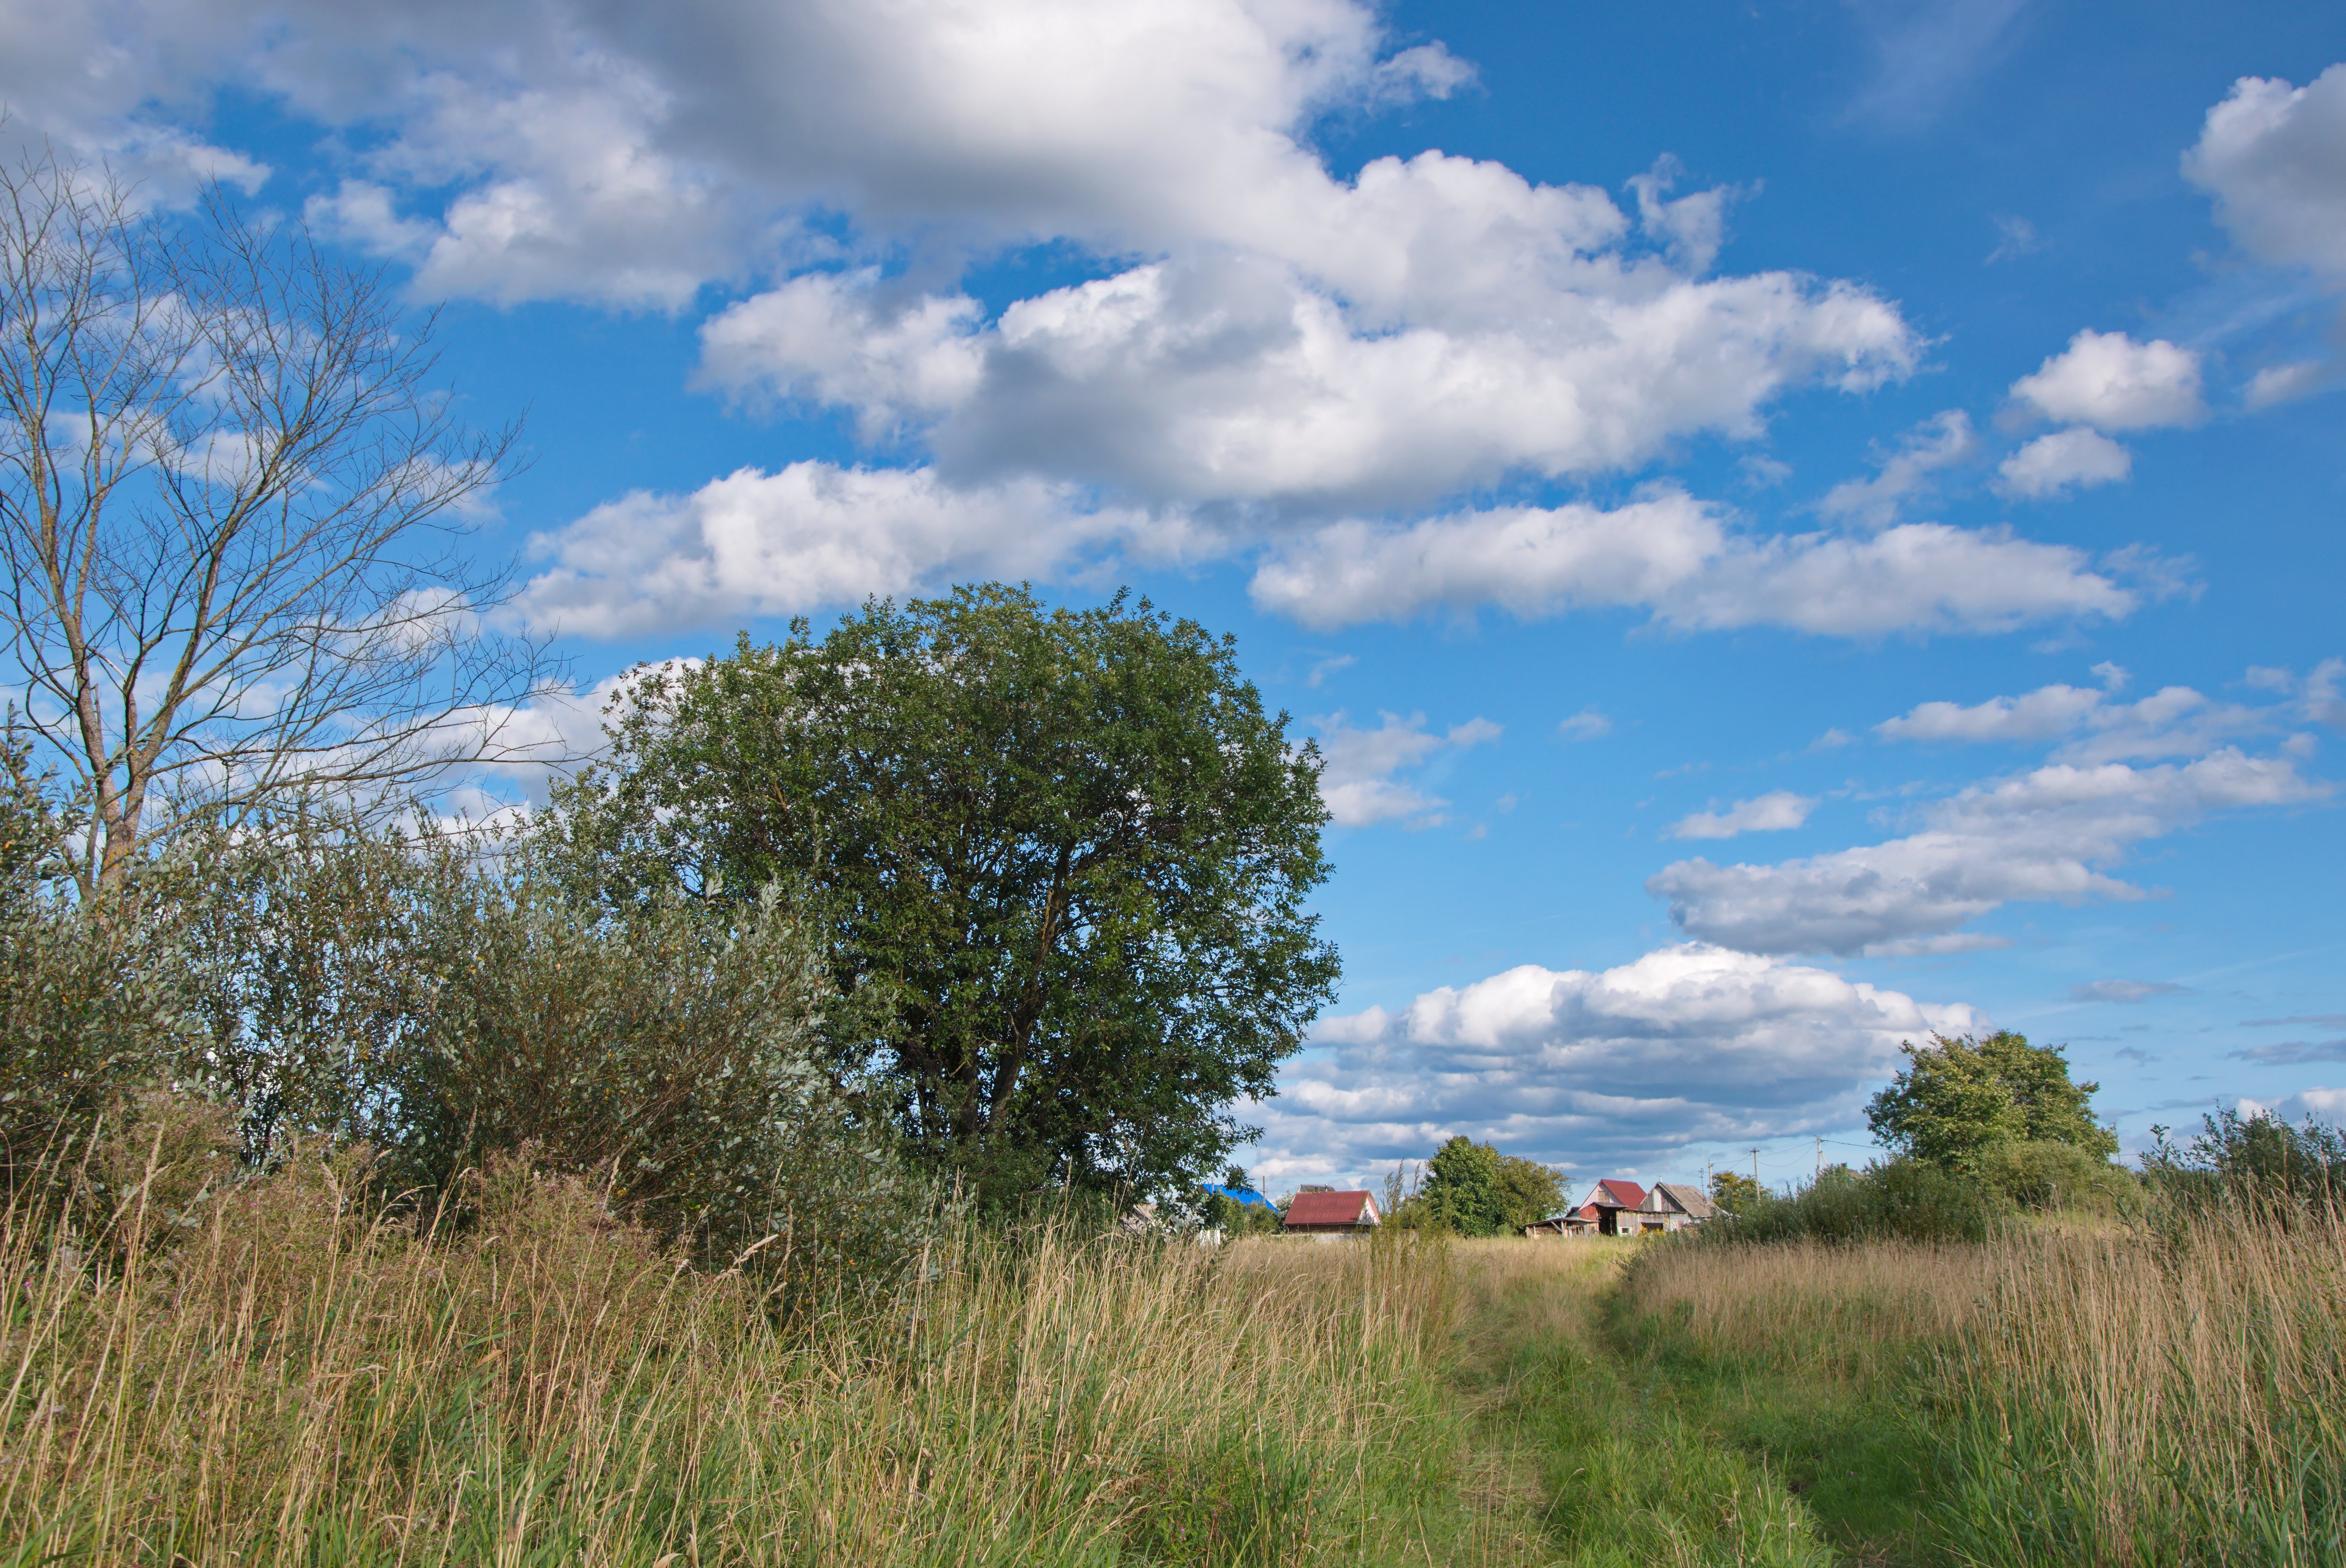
[1284, 1190, 1379, 1227]
[1577, 1179, 1647, 1211]
[1647, 1183, 1716, 1218]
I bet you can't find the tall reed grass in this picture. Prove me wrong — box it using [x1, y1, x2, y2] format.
[1620, 1206, 2346, 1566]
[1, 1141, 1517, 1567]
[1615, 1236, 1991, 1381]
[1938, 1205, 2346, 1567]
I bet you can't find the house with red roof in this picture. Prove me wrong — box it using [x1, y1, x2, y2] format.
[1523, 1180, 1635, 1237]
[1523, 1177, 1714, 1238]
[1281, 1189, 1382, 1237]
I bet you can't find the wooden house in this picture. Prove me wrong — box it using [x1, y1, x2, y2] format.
[1524, 1178, 1646, 1237]
[1525, 1178, 1715, 1237]
[1282, 1190, 1382, 1237]
[1637, 1183, 1716, 1232]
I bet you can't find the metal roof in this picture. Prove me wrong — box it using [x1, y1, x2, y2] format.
[1199, 1182, 1277, 1210]
[1283, 1190, 1379, 1227]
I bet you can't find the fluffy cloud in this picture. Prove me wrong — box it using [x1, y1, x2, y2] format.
[695, 271, 985, 435]
[1878, 683, 2110, 745]
[2238, 1087, 2346, 1125]
[1250, 491, 2149, 635]
[1647, 750, 2329, 956]
[709, 236, 1915, 515]
[2184, 65, 2346, 279]
[1668, 790, 1816, 841]
[7, 0, 1472, 302]
[2010, 330, 2204, 432]
[1876, 677, 2286, 763]
[1246, 943, 1981, 1180]
[511, 463, 1175, 639]
[1998, 427, 2132, 498]
[1311, 711, 1500, 828]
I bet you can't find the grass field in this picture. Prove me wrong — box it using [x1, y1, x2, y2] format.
[9, 1154, 2346, 1566]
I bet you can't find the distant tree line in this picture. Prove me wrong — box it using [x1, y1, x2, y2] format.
[1685, 1029, 2346, 1247]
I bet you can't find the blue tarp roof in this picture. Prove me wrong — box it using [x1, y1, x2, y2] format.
[1199, 1182, 1277, 1210]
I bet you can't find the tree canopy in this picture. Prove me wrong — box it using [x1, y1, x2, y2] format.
[555, 584, 1340, 1200]
[1707, 1170, 1762, 1216]
[1413, 1136, 1563, 1235]
[1865, 1031, 2117, 1173]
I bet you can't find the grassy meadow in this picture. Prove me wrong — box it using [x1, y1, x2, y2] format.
[9, 1145, 2346, 1566]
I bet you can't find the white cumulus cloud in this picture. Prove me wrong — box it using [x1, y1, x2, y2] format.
[2010, 330, 2205, 432]
[1248, 493, 2150, 635]
[1876, 677, 2282, 764]
[512, 463, 1176, 639]
[1245, 943, 1982, 1180]
[1668, 790, 1817, 841]
[1998, 427, 2132, 498]
[1647, 750, 2330, 956]
[2184, 64, 2346, 280]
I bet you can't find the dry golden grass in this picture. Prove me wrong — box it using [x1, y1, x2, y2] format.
[1617, 1235, 1991, 1373]
[1612, 1209, 2346, 1564]
[1943, 1209, 2346, 1562]
[0, 1149, 1541, 1567]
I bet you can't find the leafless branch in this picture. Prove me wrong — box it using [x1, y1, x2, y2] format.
[0, 143, 565, 890]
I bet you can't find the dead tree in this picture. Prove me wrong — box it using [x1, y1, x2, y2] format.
[0, 145, 562, 890]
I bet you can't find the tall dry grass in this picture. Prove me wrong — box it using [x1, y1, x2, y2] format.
[1615, 1236, 1991, 1378]
[1619, 1208, 2346, 1566]
[1941, 1207, 2346, 1567]
[0, 1143, 1512, 1568]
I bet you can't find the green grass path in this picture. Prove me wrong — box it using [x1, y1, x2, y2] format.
[1449, 1244, 1945, 1568]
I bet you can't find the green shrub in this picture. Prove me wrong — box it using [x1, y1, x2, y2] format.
[1974, 1138, 2132, 1213]
[2143, 1107, 2346, 1219]
[26, 809, 945, 1309]
[1705, 1160, 2006, 1247]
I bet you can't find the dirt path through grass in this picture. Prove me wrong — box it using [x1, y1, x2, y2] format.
[1444, 1239, 1941, 1568]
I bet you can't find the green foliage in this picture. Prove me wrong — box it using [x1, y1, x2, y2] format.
[1421, 1136, 1504, 1236]
[156, 810, 476, 1157]
[1400, 1141, 1562, 1235]
[554, 584, 1341, 1201]
[2144, 1106, 2346, 1215]
[1865, 1030, 2117, 1173]
[1703, 1161, 2006, 1247]
[1493, 1152, 1565, 1231]
[0, 743, 193, 1210]
[1708, 1169, 1763, 1216]
[17, 805, 939, 1303]
[1975, 1137, 2135, 1213]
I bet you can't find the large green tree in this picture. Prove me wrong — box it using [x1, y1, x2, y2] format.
[1865, 1030, 2117, 1173]
[1413, 1137, 1559, 1235]
[555, 585, 1340, 1198]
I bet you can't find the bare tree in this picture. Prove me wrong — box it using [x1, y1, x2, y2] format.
[0, 144, 562, 890]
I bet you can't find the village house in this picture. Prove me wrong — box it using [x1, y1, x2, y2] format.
[1282, 1189, 1382, 1237]
[1640, 1182, 1716, 1231]
[1523, 1178, 1714, 1238]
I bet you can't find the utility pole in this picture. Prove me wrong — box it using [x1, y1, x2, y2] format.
[1750, 1147, 1761, 1192]
[1816, 1136, 1823, 1180]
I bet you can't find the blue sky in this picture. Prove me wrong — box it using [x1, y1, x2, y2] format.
[12, 0, 2342, 1194]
